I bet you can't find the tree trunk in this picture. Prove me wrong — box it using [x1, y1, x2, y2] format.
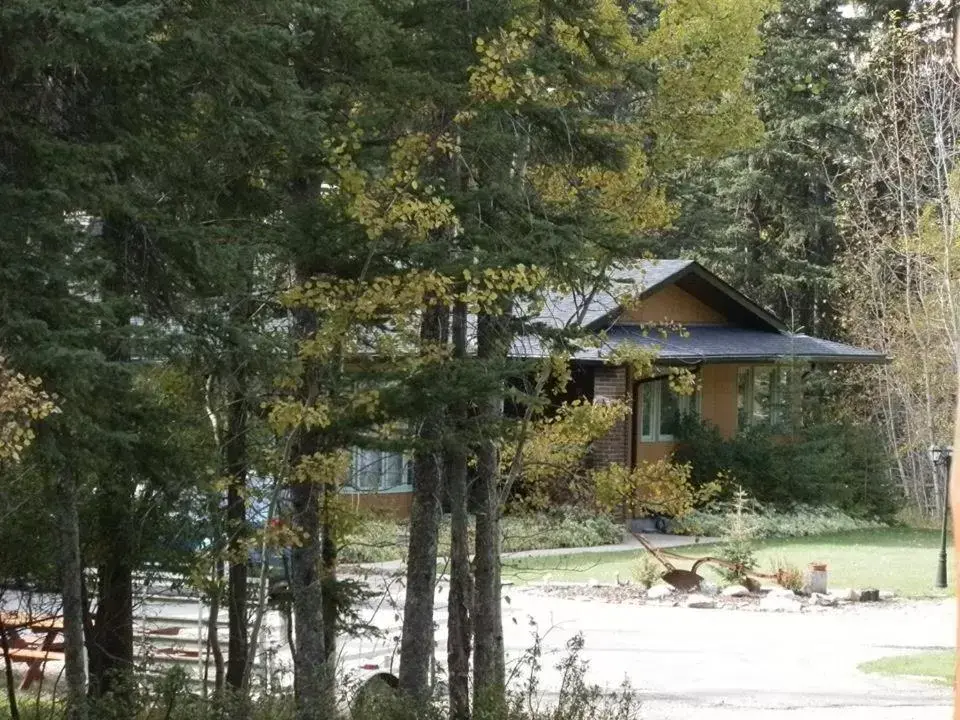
[398, 303, 448, 700]
[0, 613, 20, 720]
[472, 312, 505, 714]
[288, 290, 331, 720]
[207, 562, 225, 695]
[87, 485, 134, 704]
[224, 367, 249, 692]
[321, 483, 337, 663]
[58, 469, 87, 720]
[446, 302, 472, 720]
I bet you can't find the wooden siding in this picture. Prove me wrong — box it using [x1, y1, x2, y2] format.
[341, 491, 413, 518]
[619, 284, 728, 325]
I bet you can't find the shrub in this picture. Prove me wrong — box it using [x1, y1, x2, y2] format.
[771, 558, 804, 592]
[339, 510, 623, 563]
[671, 503, 887, 539]
[675, 418, 901, 518]
[593, 459, 719, 519]
[716, 488, 758, 585]
[631, 554, 662, 589]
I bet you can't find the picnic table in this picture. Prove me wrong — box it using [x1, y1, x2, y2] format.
[0, 612, 64, 690]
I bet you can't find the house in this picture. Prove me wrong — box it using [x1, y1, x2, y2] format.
[343, 259, 886, 516]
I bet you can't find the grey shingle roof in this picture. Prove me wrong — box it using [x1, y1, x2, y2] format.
[512, 325, 887, 364]
[530, 260, 694, 329]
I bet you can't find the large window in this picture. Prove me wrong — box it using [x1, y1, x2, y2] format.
[638, 378, 699, 442]
[738, 366, 795, 429]
[348, 449, 410, 492]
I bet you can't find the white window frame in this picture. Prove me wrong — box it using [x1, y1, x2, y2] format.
[737, 366, 795, 429]
[638, 378, 700, 443]
[347, 448, 412, 493]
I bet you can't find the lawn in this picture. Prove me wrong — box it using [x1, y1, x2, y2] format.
[860, 651, 955, 685]
[503, 528, 954, 598]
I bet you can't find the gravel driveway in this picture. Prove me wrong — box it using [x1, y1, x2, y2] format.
[499, 589, 954, 720]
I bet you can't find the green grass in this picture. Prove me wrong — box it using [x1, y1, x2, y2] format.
[503, 529, 954, 598]
[860, 651, 956, 685]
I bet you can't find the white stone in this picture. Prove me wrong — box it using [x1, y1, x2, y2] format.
[722, 584, 751, 598]
[646, 584, 674, 600]
[700, 580, 720, 596]
[685, 593, 717, 609]
[829, 588, 858, 601]
[768, 587, 798, 600]
[588, 578, 599, 587]
[760, 595, 803, 612]
[880, 590, 896, 601]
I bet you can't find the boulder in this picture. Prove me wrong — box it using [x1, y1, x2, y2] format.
[879, 590, 896, 601]
[684, 593, 717, 609]
[760, 595, 803, 612]
[829, 588, 858, 602]
[700, 581, 720, 596]
[812, 593, 837, 607]
[721, 584, 751, 598]
[768, 587, 798, 600]
[859, 588, 880, 602]
[646, 584, 674, 600]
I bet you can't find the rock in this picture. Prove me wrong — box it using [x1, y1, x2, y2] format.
[879, 590, 896, 601]
[700, 581, 720, 596]
[760, 595, 803, 612]
[684, 593, 717, 609]
[588, 578, 599, 587]
[829, 587, 858, 601]
[768, 587, 798, 600]
[722, 584, 751, 598]
[646, 584, 674, 600]
[812, 593, 837, 607]
[859, 588, 880, 602]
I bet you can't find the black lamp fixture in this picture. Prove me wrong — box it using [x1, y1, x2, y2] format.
[928, 444, 953, 589]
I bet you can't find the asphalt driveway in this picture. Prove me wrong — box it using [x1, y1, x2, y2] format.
[498, 589, 954, 720]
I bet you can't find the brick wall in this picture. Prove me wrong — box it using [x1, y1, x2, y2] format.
[591, 364, 631, 467]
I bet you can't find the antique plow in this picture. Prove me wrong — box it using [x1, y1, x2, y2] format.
[632, 532, 777, 591]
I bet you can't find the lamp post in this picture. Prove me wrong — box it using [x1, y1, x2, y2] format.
[929, 444, 953, 589]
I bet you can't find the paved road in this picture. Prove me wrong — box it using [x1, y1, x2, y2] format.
[495, 590, 953, 720]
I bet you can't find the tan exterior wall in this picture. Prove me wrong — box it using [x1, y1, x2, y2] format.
[631, 364, 741, 465]
[341, 491, 413, 518]
[700, 365, 739, 438]
[619, 285, 727, 325]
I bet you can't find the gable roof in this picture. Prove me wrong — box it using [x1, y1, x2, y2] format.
[514, 259, 887, 365]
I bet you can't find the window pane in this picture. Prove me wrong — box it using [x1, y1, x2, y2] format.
[737, 368, 751, 427]
[640, 382, 656, 441]
[753, 368, 772, 423]
[772, 368, 792, 428]
[381, 452, 404, 490]
[659, 381, 683, 439]
[353, 449, 381, 492]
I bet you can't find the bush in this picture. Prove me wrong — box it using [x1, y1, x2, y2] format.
[716, 488, 758, 585]
[674, 418, 901, 518]
[632, 554, 661, 589]
[671, 503, 887, 539]
[771, 558, 804, 592]
[339, 510, 623, 563]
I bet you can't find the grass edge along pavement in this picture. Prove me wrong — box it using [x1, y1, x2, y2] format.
[502, 529, 954, 599]
[859, 650, 956, 686]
